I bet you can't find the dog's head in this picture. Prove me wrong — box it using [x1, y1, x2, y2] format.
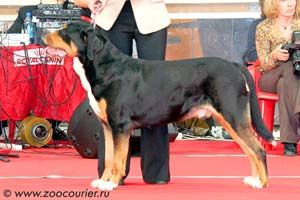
[43, 21, 101, 63]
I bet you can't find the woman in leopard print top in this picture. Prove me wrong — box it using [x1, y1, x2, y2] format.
[256, 0, 300, 156]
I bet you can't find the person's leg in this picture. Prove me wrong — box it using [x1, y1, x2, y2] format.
[260, 61, 300, 155]
[276, 62, 300, 155]
[134, 28, 170, 183]
[98, 29, 133, 56]
[134, 28, 168, 60]
[259, 62, 284, 93]
[277, 78, 298, 155]
[97, 1, 135, 56]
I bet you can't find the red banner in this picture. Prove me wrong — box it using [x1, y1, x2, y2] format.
[0, 45, 86, 122]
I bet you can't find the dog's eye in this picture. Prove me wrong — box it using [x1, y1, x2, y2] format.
[60, 30, 67, 39]
[80, 31, 88, 43]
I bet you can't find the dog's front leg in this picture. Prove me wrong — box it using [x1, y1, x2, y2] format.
[91, 122, 116, 191]
[111, 132, 130, 186]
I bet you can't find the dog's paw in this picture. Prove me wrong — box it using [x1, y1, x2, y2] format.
[90, 179, 118, 191]
[243, 176, 263, 189]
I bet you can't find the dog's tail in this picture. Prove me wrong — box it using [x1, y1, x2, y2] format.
[240, 66, 276, 145]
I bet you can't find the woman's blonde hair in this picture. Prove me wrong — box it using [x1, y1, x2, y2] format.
[259, 0, 266, 17]
[41, 0, 65, 4]
[263, 0, 300, 18]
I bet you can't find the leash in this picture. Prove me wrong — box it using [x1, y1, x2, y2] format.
[0, 153, 19, 162]
[91, 0, 103, 29]
[91, 14, 97, 29]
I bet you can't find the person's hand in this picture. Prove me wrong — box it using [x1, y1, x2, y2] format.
[88, 0, 107, 15]
[271, 45, 290, 62]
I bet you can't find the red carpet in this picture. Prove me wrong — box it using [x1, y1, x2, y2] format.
[1, 140, 300, 200]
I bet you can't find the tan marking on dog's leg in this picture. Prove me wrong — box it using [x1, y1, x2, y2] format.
[98, 99, 108, 123]
[111, 132, 130, 185]
[233, 105, 264, 180]
[202, 104, 268, 188]
[236, 105, 268, 187]
[90, 122, 116, 191]
[100, 123, 114, 181]
[236, 124, 268, 187]
[90, 99, 116, 190]
[93, 98, 111, 180]
[94, 98, 111, 177]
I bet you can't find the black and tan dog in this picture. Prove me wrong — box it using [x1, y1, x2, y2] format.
[44, 21, 276, 190]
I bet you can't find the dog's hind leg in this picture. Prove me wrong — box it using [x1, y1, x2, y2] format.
[202, 104, 268, 188]
[237, 125, 268, 188]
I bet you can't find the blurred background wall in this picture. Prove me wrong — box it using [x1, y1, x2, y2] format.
[0, 0, 261, 64]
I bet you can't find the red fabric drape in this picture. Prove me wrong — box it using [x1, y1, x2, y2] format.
[0, 45, 86, 122]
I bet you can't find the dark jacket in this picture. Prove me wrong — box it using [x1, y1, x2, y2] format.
[243, 18, 265, 65]
[7, 5, 37, 33]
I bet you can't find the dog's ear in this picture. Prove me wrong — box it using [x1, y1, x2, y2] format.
[83, 29, 104, 61]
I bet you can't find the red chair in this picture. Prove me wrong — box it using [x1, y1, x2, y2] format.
[248, 60, 278, 146]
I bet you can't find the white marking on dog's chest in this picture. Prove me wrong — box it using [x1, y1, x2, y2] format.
[73, 57, 101, 115]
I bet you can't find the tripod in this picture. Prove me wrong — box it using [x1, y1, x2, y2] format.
[0, 122, 20, 162]
[0, 152, 19, 162]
